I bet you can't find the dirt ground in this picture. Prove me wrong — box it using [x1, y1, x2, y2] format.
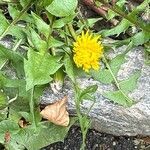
[41, 126, 150, 150]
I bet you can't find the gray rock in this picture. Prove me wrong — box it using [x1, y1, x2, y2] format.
[41, 46, 150, 136]
[1, 38, 150, 136]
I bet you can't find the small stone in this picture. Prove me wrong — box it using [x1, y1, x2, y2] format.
[141, 145, 145, 149]
[113, 141, 116, 146]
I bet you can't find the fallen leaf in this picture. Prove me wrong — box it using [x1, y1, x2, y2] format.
[18, 119, 28, 128]
[40, 96, 69, 127]
[4, 131, 11, 143]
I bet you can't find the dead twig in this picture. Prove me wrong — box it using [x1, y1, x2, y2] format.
[82, 0, 119, 26]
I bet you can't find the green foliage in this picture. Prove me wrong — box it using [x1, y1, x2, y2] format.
[73, 84, 97, 150]
[101, 0, 150, 46]
[103, 90, 133, 107]
[119, 72, 141, 93]
[0, 0, 148, 149]
[64, 54, 75, 83]
[0, 91, 7, 109]
[106, 0, 126, 20]
[24, 48, 62, 90]
[91, 54, 125, 84]
[91, 51, 141, 107]
[31, 12, 49, 38]
[0, 118, 77, 150]
[0, 13, 9, 35]
[53, 14, 76, 28]
[46, 0, 78, 17]
[79, 85, 98, 102]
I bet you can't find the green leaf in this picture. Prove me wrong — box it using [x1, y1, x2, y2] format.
[110, 54, 125, 74]
[53, 14, 76, 28]
[19, 0, 31, 7]
[64, 54, 75, 83]
[0, 90, 7, 109]
[0, 120, 20, 143]
[48, 36, 64, 48]
[101, 19, 131, 37]
[40, 0, 53, 7]
[119, 71, 141, 93]
[0, 118, 77, 150]
[0, 12, 9, 35]
[106, 0, 126, 20]
[80, 85, 98, 101]
[46, 0, 78, 17]
[0, 108, 7, 121]
[20, 121, 76, 150]
[24, 48, 63, 90]
[90, 69, 113, 84]
[131, 31, 150, 46]
[103, 90, 133, 107]
[28, 28, 47, 52]
[31, 12, 50, 38]
[87, 18, 102, 28]
[0, 44, 24, 76]
[0, 57, 7, 70]
[91, 54, 125, 84]
[8, 25, 26, 40]
[8, 4, 33, 23]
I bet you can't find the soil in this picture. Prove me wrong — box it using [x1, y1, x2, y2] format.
[41, 126, 150, 150]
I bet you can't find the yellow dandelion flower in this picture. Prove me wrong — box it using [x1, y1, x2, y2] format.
[73, 30, 103, 72]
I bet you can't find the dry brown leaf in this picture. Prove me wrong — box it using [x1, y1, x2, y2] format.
[40, 96, 69, 127]
[4, 131, 11, 143]
[18, 119, 28, 128]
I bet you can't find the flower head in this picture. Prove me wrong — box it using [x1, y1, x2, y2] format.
[73, 30, 103, 72]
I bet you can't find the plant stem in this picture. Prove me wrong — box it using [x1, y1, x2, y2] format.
[0, 0, 34, 40]
[29, 88, 36, 127]
[73, 84, 87, 150]
[46, 15, 55, 52]
[103, 55, 133, 104]
[68, 23, 77, 40]
[97, 0, 150, 33]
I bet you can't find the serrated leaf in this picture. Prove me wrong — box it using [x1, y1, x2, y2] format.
[28, 28, 47, 52]
[102, 0, 150, 37]
[90, 69, 113, 84]
[8, 4, 33, 23]
[0, 12, 9, 36]
[119, 71, 140, 93]
[101, 19, 131, 37]
[46, 0, 78, 17]
[87, 18, 102, 28]
[80, 85, 98, 101]
[19, 118, 76, 150]
[8, 25, 26, 40]
[0, 44, 24, 76]
[48, 37, 64, 48]
[31, 12, 49, 38]
[91, 54, 125, 84]
[103, 90, 133, 107]
[131, 31, 150, 46]
[24, 48, 62, 90]
[106, 0, 126, 20]
[53, 14, 76, 28]
[64, 54, 75, 83]
[110, 54, 125, 74]
[0, 118, 76, 150]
